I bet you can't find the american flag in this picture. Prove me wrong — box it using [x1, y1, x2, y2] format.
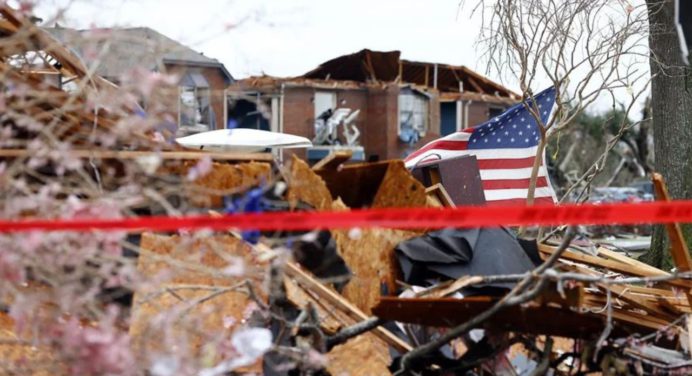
[404, 87, 558, 206]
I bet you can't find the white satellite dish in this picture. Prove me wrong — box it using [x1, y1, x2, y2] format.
[176, 128, 313, 152]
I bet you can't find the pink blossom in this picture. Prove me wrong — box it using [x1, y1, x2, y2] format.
[186, 156, 213, 181]
[242, 302, 260, 322]
[0, 251, 24, 282]
[121, 68, 179, 97]
[305, 349, 329, 369]
[199, 327, 272, 376]
[51, 306, 134, 375]
[222, 257, 245, 277]
[17, 1, 34, 15]
[223, 316, 237, 329]
[0, 125, 11, 140]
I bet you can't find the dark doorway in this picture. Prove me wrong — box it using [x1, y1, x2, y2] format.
[440, 102, 457, 136]
[227, 98, 270, 131]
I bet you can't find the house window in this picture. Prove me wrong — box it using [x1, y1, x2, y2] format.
[314, 91, 336, 119]
[178, 71, 215, 136]
[398, 88, 429, 143]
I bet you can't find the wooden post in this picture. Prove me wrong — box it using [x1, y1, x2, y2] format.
[424, 65, 430, 87]
[652, 173, 692, 272]
[652, 173, 692, 353]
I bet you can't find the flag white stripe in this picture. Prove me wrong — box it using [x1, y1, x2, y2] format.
[441, 132, 472, 141]
[469, 147, 539, 160]
[484, 187, 554, 201]
[479, 167, 547, 181]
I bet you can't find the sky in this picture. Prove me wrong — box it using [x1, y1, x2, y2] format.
[32, 0, 650, 117]
[35, 0, 487, 79]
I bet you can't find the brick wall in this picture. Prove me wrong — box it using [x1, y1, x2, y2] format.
[467, 101, 490, 128]
[281, 87, 315, 160]
[276, 85, 497, 162]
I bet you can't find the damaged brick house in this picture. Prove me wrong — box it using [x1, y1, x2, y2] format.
[46, 26, 234, 136]
[227, 49, 517, 161]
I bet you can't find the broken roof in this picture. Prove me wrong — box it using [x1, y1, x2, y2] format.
[301, 48, 518, 99]
[303, 49, 401, 82]
[45, 26, 233, 83]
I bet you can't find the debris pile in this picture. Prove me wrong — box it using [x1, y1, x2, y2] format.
[1, 5, 692, 376]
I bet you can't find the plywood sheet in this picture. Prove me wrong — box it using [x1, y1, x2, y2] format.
[138, 233, 262, 286]
[331, 199, 418, 314]
[0, 312, 61, 375]
[372, 160, 427, 208]
[286, 155, 333, 210]
[129, 283, 260, 372]
[133, 234, 266, 373]
[326, 334, 392, 376]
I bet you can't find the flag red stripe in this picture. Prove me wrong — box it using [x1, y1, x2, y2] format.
[482, 177, 549, 190]
[477, 157, 535, 170]
[406, 140, 469, 161]
[485, 197, 555, 206]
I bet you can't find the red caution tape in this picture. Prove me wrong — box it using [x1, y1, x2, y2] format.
[1, 200, 692, 233]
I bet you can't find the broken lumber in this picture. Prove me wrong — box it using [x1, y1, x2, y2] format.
[0, 148, 273, 162]
[311, 149, 353, 171]
[283, 260, 412, 353]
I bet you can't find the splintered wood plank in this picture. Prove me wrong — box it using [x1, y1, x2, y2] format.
[283, 277, 345, 334]
[568, 264, 691, 313]
[283, 261, 412, 353]
[311, 150, 353, 171]
[597, 247, 671, 277]
[538, 243, 692, 290]
[597, 283, 676, 321]
[571, 263, 674, 319]
[0, 4, 112, 89]
[425, 183, 456, 208]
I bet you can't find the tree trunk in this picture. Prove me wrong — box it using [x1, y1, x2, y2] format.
[643, 0, 692, 268]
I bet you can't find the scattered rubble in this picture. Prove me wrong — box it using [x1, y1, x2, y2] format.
[1, 5, 691, 376]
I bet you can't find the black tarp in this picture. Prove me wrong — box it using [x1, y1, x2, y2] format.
[395, 227, 537, 289]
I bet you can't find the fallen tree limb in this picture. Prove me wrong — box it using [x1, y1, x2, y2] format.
[326, 317, 385, 350]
